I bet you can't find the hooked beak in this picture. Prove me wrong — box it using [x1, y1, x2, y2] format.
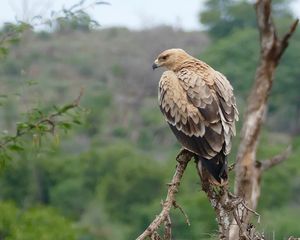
[152, 59, 160, 70]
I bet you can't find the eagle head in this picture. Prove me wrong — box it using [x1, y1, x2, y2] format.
[152, 48, 190, 71]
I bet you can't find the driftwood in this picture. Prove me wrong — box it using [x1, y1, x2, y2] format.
[136, 0, 298, 239]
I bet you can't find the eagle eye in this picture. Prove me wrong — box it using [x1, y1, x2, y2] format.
[161, 55, 169, 60]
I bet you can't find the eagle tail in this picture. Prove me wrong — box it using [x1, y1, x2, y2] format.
[196, 153, 228, 186]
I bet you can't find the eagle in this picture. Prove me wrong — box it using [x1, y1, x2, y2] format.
[152, 48, 238, 185]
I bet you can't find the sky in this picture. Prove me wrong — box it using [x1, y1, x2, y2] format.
[0, 0, 300, 31]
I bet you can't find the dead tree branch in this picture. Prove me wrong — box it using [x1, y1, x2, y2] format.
[163, 214, 172, 240]
[260, 146, 291, 171]
[136, 149, 194, 240]
[196, 164, 232, 239]
[173, 201, 191, 226]
[196, 163, 265, 240]
[230, 0, 298, 238]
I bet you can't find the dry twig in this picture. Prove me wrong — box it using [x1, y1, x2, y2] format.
[163, 215, 172, 240]
[136, 149, 194, 240]
[260, 146, 291, 171]
[173, 201, 190, 226]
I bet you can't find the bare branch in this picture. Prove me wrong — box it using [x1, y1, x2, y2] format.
[233, 210, 250, 240]
[163, 214, 172, 240]
[230, 0, 298, 238]
[196, 163, 233, 239]
[240, 201, 260, 224]
[150, 232, 161, 240]
[173, 201, 190, 226]
[136, 149, 194, 240]
[260, 146, 292, 172]
[278, 19, 299, 59]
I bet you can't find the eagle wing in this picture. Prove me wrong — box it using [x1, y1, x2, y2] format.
[159, 69, 238, 159]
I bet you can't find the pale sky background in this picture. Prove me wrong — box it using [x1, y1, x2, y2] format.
[0, 0, 300, 31]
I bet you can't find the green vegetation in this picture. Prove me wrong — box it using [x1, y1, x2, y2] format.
[0, 201, 78, 240]
[0, 0, 299, 239]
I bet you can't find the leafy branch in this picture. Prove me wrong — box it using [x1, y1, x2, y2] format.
[0, 0, 108, 164]
[0, 0, 109, 58]
[32, 0, 110, 30]
[0, 89, 84, 164]
[0, 22, 31, 58]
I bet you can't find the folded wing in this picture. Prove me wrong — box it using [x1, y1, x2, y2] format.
[158, 68, 238, 159]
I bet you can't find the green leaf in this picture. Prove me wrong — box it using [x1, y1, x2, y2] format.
[8, 37, 20, 45]
[0, 47, 9, 57]
[0, 150, 11, 167]
[61, 122, 72, 130]
[8, 144, 24, 152]
[25, 79, 38, 86]
[17, 122, 29, 130]
[72, 119, 82, 125]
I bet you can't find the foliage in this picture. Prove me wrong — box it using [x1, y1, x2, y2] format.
[199, 0, 293, 39]
[0, 90, 84, 166]
[202, 28, 259, 96]
[0, 0, 108, 166]
[0, 22, 31, 59]
[0, 201, 79, 240]
[260, 207, 300, 239]
[53, 1, 110, 33]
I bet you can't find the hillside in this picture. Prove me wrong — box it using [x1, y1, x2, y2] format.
[0, 27, 209, 154]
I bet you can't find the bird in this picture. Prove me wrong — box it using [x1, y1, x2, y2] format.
[152, 48, 238, 186]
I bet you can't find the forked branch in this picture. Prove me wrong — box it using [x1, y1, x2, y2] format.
[230, 0, 298, 238]
[136, 149, 194, 240]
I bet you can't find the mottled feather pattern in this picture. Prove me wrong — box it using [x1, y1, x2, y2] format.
[158, 58, 238, 159]
[155, 48, 238, 185]
[159, 71, 205, 138]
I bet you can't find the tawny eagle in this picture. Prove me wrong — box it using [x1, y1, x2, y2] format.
[153, 48, 238, 185]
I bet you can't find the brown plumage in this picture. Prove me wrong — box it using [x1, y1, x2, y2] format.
[153, 48, 238, 185]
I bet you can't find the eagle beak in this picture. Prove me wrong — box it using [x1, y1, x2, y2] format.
[152, 59, 159, 70]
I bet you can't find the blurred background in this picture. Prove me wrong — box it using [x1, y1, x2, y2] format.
[0, 0, 300, 239]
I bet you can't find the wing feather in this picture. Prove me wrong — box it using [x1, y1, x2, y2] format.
[159, 71, 204, 138]
[159, 66, 238, 159]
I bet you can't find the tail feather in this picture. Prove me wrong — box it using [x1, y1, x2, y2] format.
[197, 152, 228, 186]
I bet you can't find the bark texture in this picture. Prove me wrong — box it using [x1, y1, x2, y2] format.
[136, 149, 193, 240]
[196, 166, 232, 239]
[229, 0, 298, 238]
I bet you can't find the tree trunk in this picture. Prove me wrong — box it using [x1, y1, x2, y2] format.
[229, 0, 298, 238]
